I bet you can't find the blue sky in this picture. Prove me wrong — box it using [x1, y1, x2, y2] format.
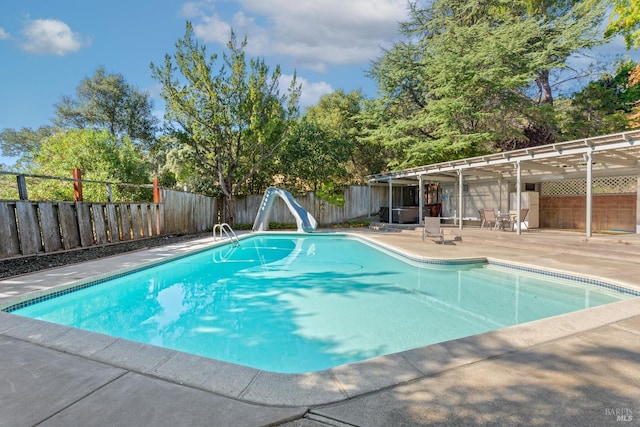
[0, 1, 405, 131]
[0, 0, 638, 168]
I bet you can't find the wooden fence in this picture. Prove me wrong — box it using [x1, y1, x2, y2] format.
[161, 189, 216, 235]
[0, 182, 382, 259]
[0, 189, 216, 259]
[234, 185, 386, 225]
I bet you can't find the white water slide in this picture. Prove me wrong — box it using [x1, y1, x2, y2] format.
[252, 187, 318, 233]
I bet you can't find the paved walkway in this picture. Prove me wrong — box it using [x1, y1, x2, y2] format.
[1, 228, 639, 426]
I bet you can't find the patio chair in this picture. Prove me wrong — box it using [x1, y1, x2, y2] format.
[480, 208, 498, 230]
[519, 208, 530, 231]
[506, 210, 517, 231]
[422, 216, 444, 243]
[509, 208, 530, 231]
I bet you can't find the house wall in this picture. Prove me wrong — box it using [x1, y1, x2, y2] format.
[441, 181, 508, 218]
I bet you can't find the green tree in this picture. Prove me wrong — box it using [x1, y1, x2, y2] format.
[628, 64, 640, 127]
[522, 0, 606, 105]
[279, 119, 351, 192]
[603, 0, 640, 49]
[54, 66, 159, 150]
[0, 126, 53, 169]
[556, 61, 640, 138]
[29, 129, 150, 201]
[367, 0, 607, 168]
[369, 0, 539, 166]
[304, 89, 386, 180]
[355, 98, 399, 174]
[151, 22, 300, 225]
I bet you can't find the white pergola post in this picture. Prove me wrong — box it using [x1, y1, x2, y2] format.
[636, 172, 640, 234]
[498, 177, 503, 212]
[516, 161, 522, 235]
[585, 151, 593, 237]
[367, 181, 371, 219]
[388, 179, 393, 224]
[458, 169, 463, 230]
[418, 175, 424, 225]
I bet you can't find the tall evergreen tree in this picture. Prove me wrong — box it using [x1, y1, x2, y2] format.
[366, 0, 607, 168]
[151, 22, 300, 225]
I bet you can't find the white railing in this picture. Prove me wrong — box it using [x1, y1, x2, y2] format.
[213, 223, 239, 247]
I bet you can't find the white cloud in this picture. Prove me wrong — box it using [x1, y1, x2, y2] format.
[20, 19, 90, 56]
[280, 74, 334, 108]
[193, 13, 234, 46]
[0, 28, 9, 40]
[186, 0, 408, 71]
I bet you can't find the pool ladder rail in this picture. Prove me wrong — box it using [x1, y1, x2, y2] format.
[213, 223, 240, 247]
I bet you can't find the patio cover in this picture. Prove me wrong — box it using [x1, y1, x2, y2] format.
[366, 130, 640, 236]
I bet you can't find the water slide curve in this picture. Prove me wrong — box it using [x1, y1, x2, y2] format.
[252, 187, 318, 233]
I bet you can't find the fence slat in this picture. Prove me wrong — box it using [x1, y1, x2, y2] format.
[130, 204, 142, 239]
[92, 204, 108, 245]
[16, 202, 41, 255]
[160, 189, 215, 234]
[39, 202, 62, 252]
[119, 204, 131, 240]
[76, 202, 94, 247]
[105, 204, 119, 243]
[0, 202, 20, 257]
[156, 204, 163, 236]
[140, 204, 150, 237]
[59, 203, 80, 250]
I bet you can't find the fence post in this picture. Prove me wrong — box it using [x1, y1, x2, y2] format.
[16, 174, 28, 200]
[152, 178, 162, 236]
[106, 183, 113, 203]
[73, 168, 83, 202]
[153, 178, 161, 203]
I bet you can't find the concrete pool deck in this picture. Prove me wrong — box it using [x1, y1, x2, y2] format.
[1, 227, 640, 426]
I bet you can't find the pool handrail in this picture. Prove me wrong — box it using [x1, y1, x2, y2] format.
[213, 223, 239, 247]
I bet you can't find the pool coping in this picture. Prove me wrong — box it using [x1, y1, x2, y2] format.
[2, 232, 640, 407]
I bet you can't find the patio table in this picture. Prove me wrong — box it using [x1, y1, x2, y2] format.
[496, 213, 514, 231]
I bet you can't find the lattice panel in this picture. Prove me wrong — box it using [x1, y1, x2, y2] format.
[541, 176, 637, 196]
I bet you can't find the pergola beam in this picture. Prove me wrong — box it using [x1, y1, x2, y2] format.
[592, 153, 638, 168]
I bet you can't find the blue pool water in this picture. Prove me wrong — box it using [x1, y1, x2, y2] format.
[10, 234, 632, 373]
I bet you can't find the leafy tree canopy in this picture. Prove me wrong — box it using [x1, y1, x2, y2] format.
[303, 89, 386, 180]
[366, 0, 607, 169]
[54, 66, 159, 150]
[279, 119, 352, 192]
[0, 126, 53, 170]
[29, 128, 150, 201]
[603, 0, 640, 49]
[151, 22, 300, 224]
[556, 60, 640, 138]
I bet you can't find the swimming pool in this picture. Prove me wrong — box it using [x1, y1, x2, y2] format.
[8, 233, 633, 373]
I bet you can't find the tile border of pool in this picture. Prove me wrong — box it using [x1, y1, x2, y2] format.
[2, 232, 640, 407]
